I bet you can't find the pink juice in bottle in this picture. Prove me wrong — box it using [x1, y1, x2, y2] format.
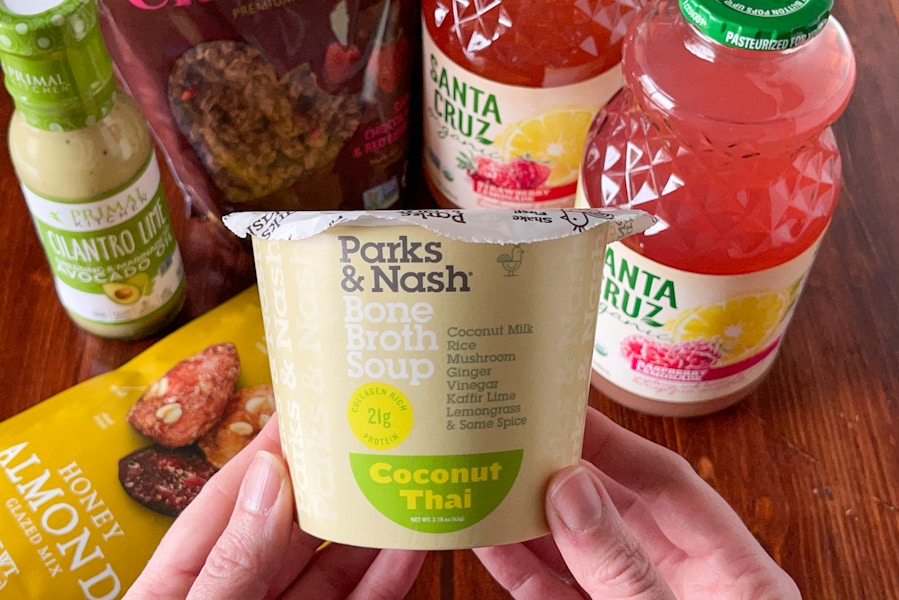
[576, 0, 856, 416]
[422, 0, 645, 210]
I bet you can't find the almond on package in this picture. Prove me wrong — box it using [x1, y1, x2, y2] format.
[127, 342, 240, 447]
[198, 383, 276, 468]
[0, 287, 270, 598]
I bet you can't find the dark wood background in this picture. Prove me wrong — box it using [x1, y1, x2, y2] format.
[1, 1, 897, 598]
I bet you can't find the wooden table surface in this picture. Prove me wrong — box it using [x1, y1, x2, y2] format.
[1, 2, 897, 598]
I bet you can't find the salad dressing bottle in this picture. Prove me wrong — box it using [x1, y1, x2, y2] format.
[0, 0, 186, 339]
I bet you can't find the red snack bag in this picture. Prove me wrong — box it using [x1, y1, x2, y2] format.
[97, 0, 416, 225]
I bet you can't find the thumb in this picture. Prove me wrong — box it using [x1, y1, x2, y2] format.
[188, 450, 295, 599]
[546, 465, 675, 600]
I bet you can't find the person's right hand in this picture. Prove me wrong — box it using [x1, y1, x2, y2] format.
[125, 415, 425, 600]
[475, 406, 801, 599]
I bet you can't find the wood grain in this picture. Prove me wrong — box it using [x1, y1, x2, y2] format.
[0, 1, 896, 598]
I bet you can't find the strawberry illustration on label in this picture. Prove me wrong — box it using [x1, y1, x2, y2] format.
[621, 335, 721, 375]
[324, 42, 361, 87]
[471, 156, 517, 188]
[367, 36, 409, 94]
[460, 154, 551, 190]
[507, 157, 552, 189]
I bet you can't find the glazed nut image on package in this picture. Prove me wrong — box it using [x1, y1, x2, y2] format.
[224, 208, 654, 549]
[0, 287, 272, 599]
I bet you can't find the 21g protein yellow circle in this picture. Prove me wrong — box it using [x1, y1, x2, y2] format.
[347, 382, 413, 450]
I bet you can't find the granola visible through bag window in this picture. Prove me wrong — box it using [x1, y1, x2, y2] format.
[97, 0, 416, 224]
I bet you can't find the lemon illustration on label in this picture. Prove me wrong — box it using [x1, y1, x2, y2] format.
[496, 107, 596, 187]
[669, 291, 790, 365]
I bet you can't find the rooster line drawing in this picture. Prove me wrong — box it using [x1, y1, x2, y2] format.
[497, 244, 524, 276]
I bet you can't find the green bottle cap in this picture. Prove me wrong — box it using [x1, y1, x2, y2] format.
[678, 0, 832, 50]
[0, 0, 116, 131]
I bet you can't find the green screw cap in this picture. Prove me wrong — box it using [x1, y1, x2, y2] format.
[0, 0, 99, 55]
[678, 0, 832, 50]
[0, 0, 115, 130]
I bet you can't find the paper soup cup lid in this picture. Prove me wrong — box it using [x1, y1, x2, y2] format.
[223, 208, 656, 244]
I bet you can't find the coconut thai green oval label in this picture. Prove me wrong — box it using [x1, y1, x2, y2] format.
[350, 450, 523, 533]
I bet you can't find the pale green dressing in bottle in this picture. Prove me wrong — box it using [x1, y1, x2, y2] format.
[1, 0, 186, 339]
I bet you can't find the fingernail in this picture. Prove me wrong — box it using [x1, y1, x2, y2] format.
[240, 451, 284, 514]
[550, 467, 604, 531]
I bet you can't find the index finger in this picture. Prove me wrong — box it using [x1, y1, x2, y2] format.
[580, 407, 758, 555]
[125, 415, 320, 598]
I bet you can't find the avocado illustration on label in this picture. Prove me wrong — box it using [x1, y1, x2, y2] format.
[128, 272, 153, 296]
[350, 450, 523, 533]
[103, 282, 142, 305]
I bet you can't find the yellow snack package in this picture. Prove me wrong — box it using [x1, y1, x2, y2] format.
[0, 286, 269, 599]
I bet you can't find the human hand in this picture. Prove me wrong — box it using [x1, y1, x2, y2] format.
[125, 416, 426, 600]
[475, 406, 801, 599]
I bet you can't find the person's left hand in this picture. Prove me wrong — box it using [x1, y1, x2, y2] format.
[125, 415, 426, 600]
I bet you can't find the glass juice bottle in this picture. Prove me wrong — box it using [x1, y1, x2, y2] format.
[422, 0, 644, 209]
[576, 0, 856, 416]
[1, 0, 186, 340]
